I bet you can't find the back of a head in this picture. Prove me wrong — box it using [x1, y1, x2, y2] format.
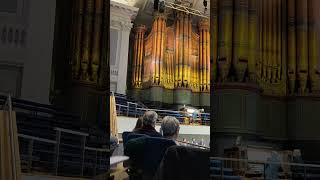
[143, 111, 158, 127]
[161, 116, 180, 137]
[133, 117, 143, 131]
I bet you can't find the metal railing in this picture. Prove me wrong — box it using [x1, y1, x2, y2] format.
[19, 128, 109, 178]
[210, 156, 320, 180]
[116, 103, 211, 126]
[177, 140, 210, 150]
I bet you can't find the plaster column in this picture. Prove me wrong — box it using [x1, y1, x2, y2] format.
[110, 1, 138, 95]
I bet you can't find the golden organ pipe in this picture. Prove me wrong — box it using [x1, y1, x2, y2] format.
[179, 14, 183, 86]
[132, 31, 137, 85]
[81, 0, 94, 80]
[287, 0, 296, 93]
[296, 0, 308, 93]
[159, 18, 164, 84]
[308, 0, 319, 91]
[92, 0, 102, 81]
[267, 0, 272, 81]
[139, 29, 145, 85]
[205, 28, 208, 89]
[73, 0, 84, 79]
[183, 14, 187, 85]
[281, 0, 287, 80]
[218, 0, 233, 81]
[248, 0, 257, 80]
[175, 19, 179, 86]
[272, 0, 277, 82]
[200, 29, 203, 89]
[207, 28, 210, 90]
[188, 16, 192, 86]
[157, 17, 161, 84]
[211, 0, 218, 81]
[277, 0, 281, 80]
[233, 0, 248, 81]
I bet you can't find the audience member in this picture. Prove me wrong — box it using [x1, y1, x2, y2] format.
[133, 117, 143, 132]
[160, 116, 180, 144]
[110, 135, 118, 155]
[134, 111, 162, 137]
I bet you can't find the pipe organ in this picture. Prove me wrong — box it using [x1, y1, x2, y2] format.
[129, 10, 210, 107]
[211, 0, 320, 96]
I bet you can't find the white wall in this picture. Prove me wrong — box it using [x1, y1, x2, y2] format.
[0, 0, 56, 104]
[110, 1, 138, 95]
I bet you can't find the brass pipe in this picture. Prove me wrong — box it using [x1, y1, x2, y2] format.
[199, 29, 203, 89]
[262, 0, 267, 79]
[92, 0, 103, 81]
[287, 0, 296, 93]
[207, 28, 210, 89]
[175, 19, 179, 86]
[267, 0, 272, 81]
[211, 0, 218, 82]
[179, 14, 183, 86]
[258, 0, 263, 78]
[73, 0, 84, 79]
[308, 0, 319, 91]
[183, 13, 188, 86]
[233, 0, 248, 82]
[281, 0, 287, 80]
[248, 0, 258, 81]
[159, 18, 164, 85]
[132, 31, 138, 86]
[156, 17, 161, 84]
[81, 0, 94, 80]
[296, 0, 308, 94]
[277, 0, 281, 80]
[188, 16, 192, 86]
[271, 0, 277, 82]
[203, 28, 206, 90]
[218, 0, 233, 81]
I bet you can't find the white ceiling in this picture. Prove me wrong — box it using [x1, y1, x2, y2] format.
[114, 0, 210, 29]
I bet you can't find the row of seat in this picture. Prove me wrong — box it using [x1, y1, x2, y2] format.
[121, 131, 210, 180]
[210, 160, 244, 180]
[0, 96, 108, 177]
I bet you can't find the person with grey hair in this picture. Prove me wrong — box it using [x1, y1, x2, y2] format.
[134, 111, 162, 137]
[160, 116, 180, 144]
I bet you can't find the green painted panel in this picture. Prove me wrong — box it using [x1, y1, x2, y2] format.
[174, 89, 192, 105]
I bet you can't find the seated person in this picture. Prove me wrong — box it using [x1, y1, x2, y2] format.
[160, 116, 180, 144]
[110, 135, 118, 154]
[134, 111, 162, 137]
[133, 117, 143, 132]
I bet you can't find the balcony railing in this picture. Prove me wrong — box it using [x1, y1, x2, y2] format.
[116, 103, 211, 126]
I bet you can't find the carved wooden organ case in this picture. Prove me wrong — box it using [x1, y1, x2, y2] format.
[130, 11, 210, 93]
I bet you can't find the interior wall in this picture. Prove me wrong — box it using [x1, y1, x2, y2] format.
[0, 0, 56, 104]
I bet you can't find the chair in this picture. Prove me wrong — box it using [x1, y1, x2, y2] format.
[122, 131, 133, 147]
[124, 137, 176, 180]
[153, 145, 210, 180]
[142, 137, 177, 179]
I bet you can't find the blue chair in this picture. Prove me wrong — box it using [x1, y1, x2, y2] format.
[122, 131, 132, 147]
[124, 136, 176, 179]
[142, 137, 177, 177]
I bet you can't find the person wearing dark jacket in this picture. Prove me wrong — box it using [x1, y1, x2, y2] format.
[134, 111, 162, 137]
[133, 116, 143, 132]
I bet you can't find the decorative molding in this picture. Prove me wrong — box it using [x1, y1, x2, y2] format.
[110, 0, 138, 31]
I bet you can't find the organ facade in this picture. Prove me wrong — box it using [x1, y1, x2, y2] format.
[211, 0, 320, 160]
[129, 10, 210, 109]
[211, 0, 320, 96]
